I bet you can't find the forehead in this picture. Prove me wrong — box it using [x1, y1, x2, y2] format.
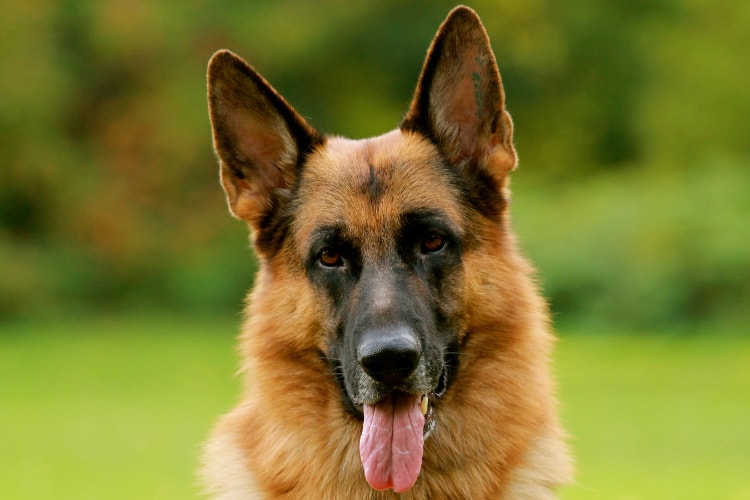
[292, 130, 465, 246]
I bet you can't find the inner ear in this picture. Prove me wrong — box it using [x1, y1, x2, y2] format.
[401, 6, 516, 176]
[207, 50, 322, 227]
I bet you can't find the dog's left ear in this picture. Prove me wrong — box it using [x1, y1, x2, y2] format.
[401, 6, 517, 191]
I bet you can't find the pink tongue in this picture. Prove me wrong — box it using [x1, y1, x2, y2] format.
[359, 392, 425, 493]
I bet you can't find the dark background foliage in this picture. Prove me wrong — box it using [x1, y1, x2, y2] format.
[2, 0, 748, 330]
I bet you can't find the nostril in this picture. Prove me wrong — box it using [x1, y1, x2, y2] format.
[357, 327, 421, 385]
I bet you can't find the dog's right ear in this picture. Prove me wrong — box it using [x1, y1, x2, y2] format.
[207, 50, 322, 228]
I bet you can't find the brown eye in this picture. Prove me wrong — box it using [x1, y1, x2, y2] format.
[319, 249, 343, 267]
[421, 233, 446, 253]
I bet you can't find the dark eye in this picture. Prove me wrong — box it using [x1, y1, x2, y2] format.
[319, 248, 344, 267]
[421, 233, 446, 254]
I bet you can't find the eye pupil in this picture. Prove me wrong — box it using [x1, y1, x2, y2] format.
[319, 249, 343, 267]
[422, 234, 446, 253]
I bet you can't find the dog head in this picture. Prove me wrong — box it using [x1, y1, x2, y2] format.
[207, 6, 516, 493]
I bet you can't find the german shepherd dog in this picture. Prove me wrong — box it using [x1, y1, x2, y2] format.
[202, 6, 571, 498]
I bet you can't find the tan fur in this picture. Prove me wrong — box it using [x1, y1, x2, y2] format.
[202, 6, 571, 499]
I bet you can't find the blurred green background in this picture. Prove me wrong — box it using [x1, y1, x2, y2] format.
[1, 0, 748, 498]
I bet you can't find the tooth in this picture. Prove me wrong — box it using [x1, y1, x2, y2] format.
[421, 395, 429, 415]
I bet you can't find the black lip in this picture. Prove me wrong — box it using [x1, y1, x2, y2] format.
[326, 344, 458, 436]
[328, 358, 450, 438]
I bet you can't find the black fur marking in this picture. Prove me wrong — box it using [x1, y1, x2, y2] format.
[399, 208, 461, 240]
[396, 210, 464, 323]
[427, 150, 506, 223]
[253, 189, 294, 256]
[304, 225, 361, 308]
[397, 209, 462, 266]
[326, 351, 362, 417]
[437, 340, 460, 396]
[457, 162, 506, 220]
[366, 163, 382, 201]
[252, 141, 325, 257]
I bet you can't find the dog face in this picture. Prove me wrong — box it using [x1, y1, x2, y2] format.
[294, 132, 466, 414]
[294, 133, 470, 492]
[207, 6, 517, 493]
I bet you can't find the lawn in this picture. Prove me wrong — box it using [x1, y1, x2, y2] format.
[0, 315, 240, 499]
[557, 332, 750, 499]
[1, 315, 748, 499]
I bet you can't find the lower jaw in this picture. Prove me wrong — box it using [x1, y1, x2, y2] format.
[350, 367, 450, 437]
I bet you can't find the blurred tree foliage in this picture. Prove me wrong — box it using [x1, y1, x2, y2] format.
[1, 0, 748, 329]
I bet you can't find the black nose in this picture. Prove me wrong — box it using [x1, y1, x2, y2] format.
[357, 326, 421, 385]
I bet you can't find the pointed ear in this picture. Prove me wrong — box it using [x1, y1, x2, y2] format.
[207, 50, 322, 228]
[401, 6, 517, 190]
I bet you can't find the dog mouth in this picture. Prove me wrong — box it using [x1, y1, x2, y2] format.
[357, 367, 448, 493]
[327, 352, 453, 493]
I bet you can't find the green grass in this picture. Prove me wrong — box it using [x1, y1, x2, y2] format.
[1, 316, 748, 499]
[558, 333, 750, 499]
[0, 315, 240, 499]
